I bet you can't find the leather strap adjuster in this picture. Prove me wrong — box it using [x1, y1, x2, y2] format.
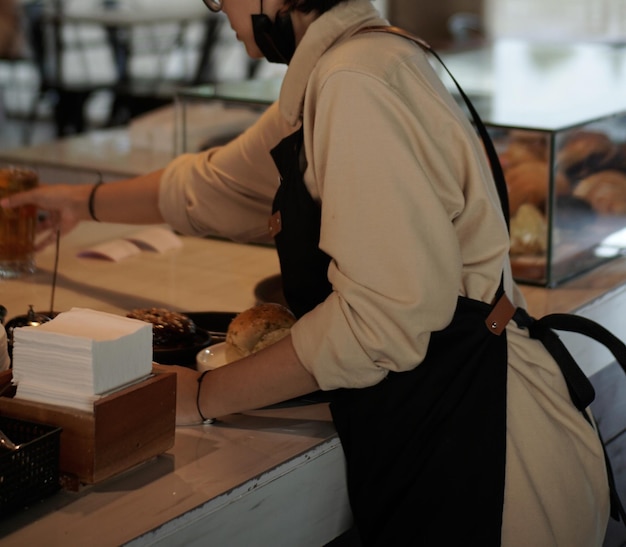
[485, 293, 516, 335]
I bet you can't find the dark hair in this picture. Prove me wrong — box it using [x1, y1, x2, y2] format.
[286, 0, 351, 14]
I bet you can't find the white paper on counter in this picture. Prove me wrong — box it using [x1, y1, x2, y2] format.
[77, 226, 181, 261]
[78, 238, 142, 262]
[123, 226, 182, 253]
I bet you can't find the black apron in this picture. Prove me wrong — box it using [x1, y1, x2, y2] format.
[270, 128, 508, 546]
[269, 31, 626, 543]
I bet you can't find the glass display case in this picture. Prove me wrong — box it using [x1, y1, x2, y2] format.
[176, 40, 626, 286]
[465, 40, 626, 286]
[174, 78, 281, 154]
[490, 114, 626, 286]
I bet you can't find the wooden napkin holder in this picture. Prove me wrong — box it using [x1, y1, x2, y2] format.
[0, 372, 176, 491]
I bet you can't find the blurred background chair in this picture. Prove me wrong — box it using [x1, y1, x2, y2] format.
[103, 4, 224, 127]
[21, 0, 118, 141]
[0, 0, 30, 137]
[2, 0, 229, 145]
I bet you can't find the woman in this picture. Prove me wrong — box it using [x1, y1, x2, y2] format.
[0, 1, 611, 545]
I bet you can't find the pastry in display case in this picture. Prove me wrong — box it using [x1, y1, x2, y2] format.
[491, 112, 626, 286]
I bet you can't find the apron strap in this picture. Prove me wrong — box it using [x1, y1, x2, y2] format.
[515, 308, 626, 521]
[512, 307, 597, 411]
[490, 295, 626, 522]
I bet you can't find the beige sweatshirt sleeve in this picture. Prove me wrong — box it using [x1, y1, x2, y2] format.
[290, 67, 469, 390]
[159, 102, 294, 243]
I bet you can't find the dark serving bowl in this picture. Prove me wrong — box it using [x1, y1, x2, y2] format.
[152, 328, 212, 367]
[182, 311, 238, 334]
[153, 312, 239, 368]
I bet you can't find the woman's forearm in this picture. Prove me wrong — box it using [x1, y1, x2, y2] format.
[1, 169, 166, 229]
[89, 170, 165, 225]
[197, 335, 320, 421]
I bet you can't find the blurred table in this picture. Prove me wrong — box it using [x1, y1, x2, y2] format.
[51, 3, 222, 86]
[0, 128, 168, 183]
[0, 221, 351, 546]
[28, 1, 223, 137]
[1, 221, 282, 318]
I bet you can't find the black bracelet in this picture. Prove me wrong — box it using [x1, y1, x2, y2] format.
[88, 174, 104, 222]
[196, 370, 215, 424]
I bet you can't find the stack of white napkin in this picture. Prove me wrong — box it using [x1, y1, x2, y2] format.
[12, 308, 153, 412]
[0, 323, 9, 372]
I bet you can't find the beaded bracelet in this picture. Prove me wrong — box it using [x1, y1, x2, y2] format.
[88, 173, 104, 222]
[196, 370, 215, 424]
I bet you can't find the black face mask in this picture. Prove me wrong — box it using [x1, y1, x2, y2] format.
[251, 11, 296, 64]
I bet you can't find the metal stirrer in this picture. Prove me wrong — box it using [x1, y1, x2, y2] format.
[49, 229, 61, 315]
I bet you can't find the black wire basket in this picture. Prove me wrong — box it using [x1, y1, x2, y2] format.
[0, 416, 62, 515]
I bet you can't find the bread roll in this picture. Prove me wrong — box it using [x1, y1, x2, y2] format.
[498, 131, 548, 170]
[504, 161, 570, 216]
[225, 303, 296, 362]
[499, 142, 543, 171]
[557, 131, 617, 181]
[604, 142, 626, 173]
[573, 170, 626, 214]
[509, 203, 547, 256]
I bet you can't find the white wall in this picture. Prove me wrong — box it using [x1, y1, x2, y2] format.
[485, 0, 626, 42]
[372, 0, 388, 18]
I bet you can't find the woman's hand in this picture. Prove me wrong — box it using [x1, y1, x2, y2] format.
[0, 183, 92, 250]
[152, 363, 206, 426]
[152, 335, 320, 427]
[1, 170, 165, 250]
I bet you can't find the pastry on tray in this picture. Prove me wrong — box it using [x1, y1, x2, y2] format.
[573, 169, 626, 215]
[556, 130, 618, 182]
[504, 161, 570, 216]
[509, 203, 548, 256]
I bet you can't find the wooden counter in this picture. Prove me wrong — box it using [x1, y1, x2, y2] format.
[0, 222, 350, 546]
[2, 221, 626, 545]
